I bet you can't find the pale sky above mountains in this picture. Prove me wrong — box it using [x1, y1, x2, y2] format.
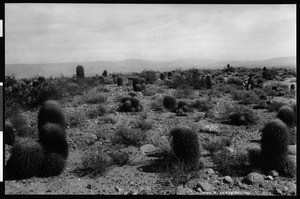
[5, 4, 296, 64]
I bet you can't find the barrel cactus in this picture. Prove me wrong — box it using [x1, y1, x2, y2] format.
[169, 127, 201, 169]
[5, 137, 44, 179]
[76, 65, 85, 79]
[261, 119, 289, 174]
[37, 100, 66, 133]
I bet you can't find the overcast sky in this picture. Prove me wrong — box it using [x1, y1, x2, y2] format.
[5, 4, 296, 64]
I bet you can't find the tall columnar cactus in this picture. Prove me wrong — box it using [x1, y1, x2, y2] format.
[117, 77, 123, 87]
[76, 65, 85, 79]
[37, 152, 67, 177]
[163, 95, 177, 110]
[37, 100, 66, 133]
[169, 127, 201, 169]
[277, 105, 296, 127]
[102, 70, 108, 77]
[160, 73, 165, 80]
[5, 137, 44, 179]
[261, 119, 289, 174]
[206, 75, 212, 89]
[39, 123, 69, 158]
[4, 121, 15, 145]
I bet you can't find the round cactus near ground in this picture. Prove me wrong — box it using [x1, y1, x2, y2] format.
[37, 152, 67, 177]
[5, 121, 15, 145]
[134, 84, 142, 92]
[163, 95, 177, 110]
[261, 119, 289, 174]
[76, 65, 85, 79]
[5, 137, 44, 179]
[39, 123, 69, 158]
[130, 97, 140, 108]
[141, 83, 147, 91]
[277, 105, 296, 127]
[37, 100, 66, 132]
[169, 127, 201, 169]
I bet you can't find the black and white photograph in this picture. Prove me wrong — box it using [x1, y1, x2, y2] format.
[4, 3, 296, 195]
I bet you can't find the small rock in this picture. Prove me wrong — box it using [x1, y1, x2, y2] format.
[86, 184, 92, 189]
[288, 145, 296, 155]
[266, 175, 273, 181]
[284, 182, 296, 193]
[197, 182, 215, 192]
[274, 188, 282, 195]
[114, 186, 122, 192]
[242, 172, 264, 185]
[269, 170, 279, 177]
[283, 186, 289, 192]
[186, 178, 201, 189]
[138, 186, 151, 195]
[129, 181, 134, 186]
[176, 187, 194, 195]
[196, 188, 202, 193]
[223, 176, 233, 183]
[224, 146, 235, 153]
[204, 168, 214, 175]
[140, 144, 157, 155]
[85, 133, 98, 145]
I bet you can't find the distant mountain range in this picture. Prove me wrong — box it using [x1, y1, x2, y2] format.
[5, 56, 296, 79]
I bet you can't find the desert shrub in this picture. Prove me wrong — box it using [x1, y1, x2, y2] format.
[87, 104, 107, 118]
[80, 149, 112, 176]
[231, 90, 259, 105]
[102, 70, 108, 77]
[83, 89, 107, 104]
[191, 98, 213, 112]
[4, 121, 15, 145]
[10, 112, 27, 131]
[37, 100, 66, 132]
[185, 69, 207, 90]
[226, 105, 258, 125]
[76, 65, 85, 79]
[39, 123, 68, 158]
[268, 101, 286, 112]
[169, 127, 201, 170]
[6, 137, 44, 179]
[143, 89, 156, 96]
[175, 87, 195, 99]
[203, 137, 231, 155]
[261, 119, 289, 175]
[109, 150, 130, 166]
[212, 149, 249, 176]
[117, 77, 123, 87]
[277, 105, 296, 127]
[113, 125, 147, 146]
[37, 152, 67, 177]
[226, 77, 244, 86]
[168, 72, 186, 89]
[101, 116, 118, 124]
[163, 95, 177, 110]
[140, 70, 158, 84]
[135, 119, 153, 131]
[282, 156, 296, 178]
[150, 98, 164, 111]
[67, 110, 86, 128]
